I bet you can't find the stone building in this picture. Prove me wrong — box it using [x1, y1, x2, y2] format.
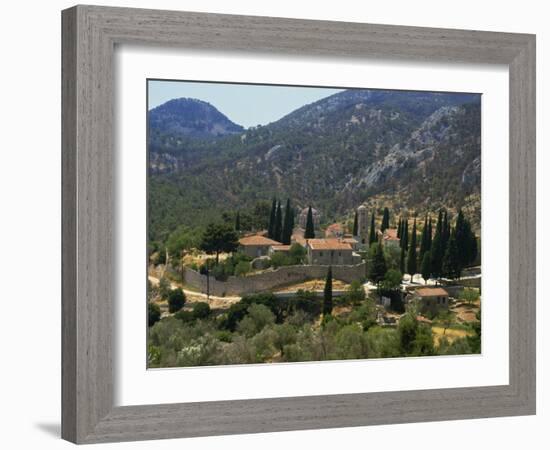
[269, 244, 291, 255]
[305, 238, 361, 265]
[381, 228, 400, 247]
[239, 235, 282, 258]
[414, 287, 449, 315]
[357, 204, 368, 244]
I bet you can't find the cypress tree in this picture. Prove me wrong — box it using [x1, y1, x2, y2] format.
[454, 210, 478, 268]
[406, 216, 417, 276]
[323, 266, 333, 316]
[368, 241, 387, 284]
[397, 218, 402, 239]
[427, 216, 433, 251]
[402, 219, 409, 252]
[353, 211, 359, 236]
[468, 225, 478, 265]
[235, 211, 241, 232]
[419, 214, 429, 262]
[443, 229, 461, 279]
[274, 202, 283, 242]
[421, 251, 431, 281]
[430, 210, 444, 278]
[442, 210, 450, 249]
[400, 245, 406, 274]
[267, 197, 277, 238]
[304, 206, 315, 239]
[381, 207, 390, 232]
[282, 198, 293, 245]
[369, 212, 377, 245]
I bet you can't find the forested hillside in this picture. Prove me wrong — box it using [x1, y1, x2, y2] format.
[148, 89, 481, 245]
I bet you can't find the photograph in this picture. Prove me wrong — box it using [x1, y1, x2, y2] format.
[146, 80, 482, 368]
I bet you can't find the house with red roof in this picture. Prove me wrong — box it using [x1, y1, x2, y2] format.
[305, 238, 361, 265]
[239, 235, 282, 258]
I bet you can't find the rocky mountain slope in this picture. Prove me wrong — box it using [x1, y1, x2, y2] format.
[148, 89, 481, 242]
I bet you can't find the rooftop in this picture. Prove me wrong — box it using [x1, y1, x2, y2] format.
[239, 235, 282, 246]
[416, 287, 449, 297]
[306, 238, 353, 251]
[326, 223, 343, 231]
[271, 245, 291, 251]
[342, 237, 358, 244]
[383, 228, 400, 241]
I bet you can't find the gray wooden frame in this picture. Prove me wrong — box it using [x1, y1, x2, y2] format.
[61, 4, 536, 444]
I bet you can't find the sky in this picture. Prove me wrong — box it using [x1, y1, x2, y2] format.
[147, 80, 344, 128]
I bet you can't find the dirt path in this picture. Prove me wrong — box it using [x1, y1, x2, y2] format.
[148, 275, 241, 309]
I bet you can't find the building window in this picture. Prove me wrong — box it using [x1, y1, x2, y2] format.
[320, 252, 323, 257]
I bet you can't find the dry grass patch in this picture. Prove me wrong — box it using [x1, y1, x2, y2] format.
[432, 326, 474, 346]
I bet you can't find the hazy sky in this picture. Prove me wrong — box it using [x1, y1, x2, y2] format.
[147, 80, 344, 128]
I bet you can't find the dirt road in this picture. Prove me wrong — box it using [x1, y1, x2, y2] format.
[148, 275, 241, 309]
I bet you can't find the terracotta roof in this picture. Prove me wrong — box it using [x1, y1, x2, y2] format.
[416, 287, 449, 297]
[239, 235, 282, 246]
[292, 235, 307, 246]
[326, 223, 343, 231]
[383, 228, 400, 241]
[307, 238, 353, 251]
[271, 245, 291, 251]
[342, 237, 358, 244]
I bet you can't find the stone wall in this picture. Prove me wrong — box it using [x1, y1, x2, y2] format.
[183, 262, 366, 297]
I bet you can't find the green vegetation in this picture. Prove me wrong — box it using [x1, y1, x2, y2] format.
[369, 212, 377, 245]
[381, 207, 390, 232]
[304, 206, 315, 239]
[199, 222, 239, 264]
[367, 241, 387, 284]
[323, 267, 333, 316]
[167, 288, 186, 313]
[148, 302, 161, 327]
[406, 216, 418, 275]
[459, 288, 480, 305]
[147, 290, 479, 368]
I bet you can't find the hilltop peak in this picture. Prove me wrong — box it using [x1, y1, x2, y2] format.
[148, 97, 244, 139]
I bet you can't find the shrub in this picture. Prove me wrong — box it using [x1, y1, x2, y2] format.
[397, 313, 418, 355]
[222, 302, 250, 331]
[343, 280, 366, 305]
[335, 324, 370, 360]
[366, 327, 400, 358]
[211, 264, 228, 281]
[270, 252, 291, 268]
[174, 309, 194, 323]
[193, 302, 211, 320]
[234, 260, 252, 277]
[168, 288, 186, 313]
[288, 243, 307, 264]
[289, 290, 320, 317]
[158, 277, 171, 300]
[237, 304, 276, 337]
[148, 302, 161, 327]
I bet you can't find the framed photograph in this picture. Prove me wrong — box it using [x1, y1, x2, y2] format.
[62, 5, 536, 444]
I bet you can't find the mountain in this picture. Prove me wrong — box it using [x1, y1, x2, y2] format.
[148, 98, 244, 151]
[147, 89, 481, 243]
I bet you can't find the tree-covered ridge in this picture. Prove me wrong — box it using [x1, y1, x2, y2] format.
[148, 89, 481, 244]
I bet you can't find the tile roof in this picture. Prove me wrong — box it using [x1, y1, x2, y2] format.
[271, 245, 291, 251]
[239, 235, 282, 246]
[383, 228, 400, 241]
[306, 238, 353, 251]
[342, 237, 358, 244]
[416, 287, 449, 297]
